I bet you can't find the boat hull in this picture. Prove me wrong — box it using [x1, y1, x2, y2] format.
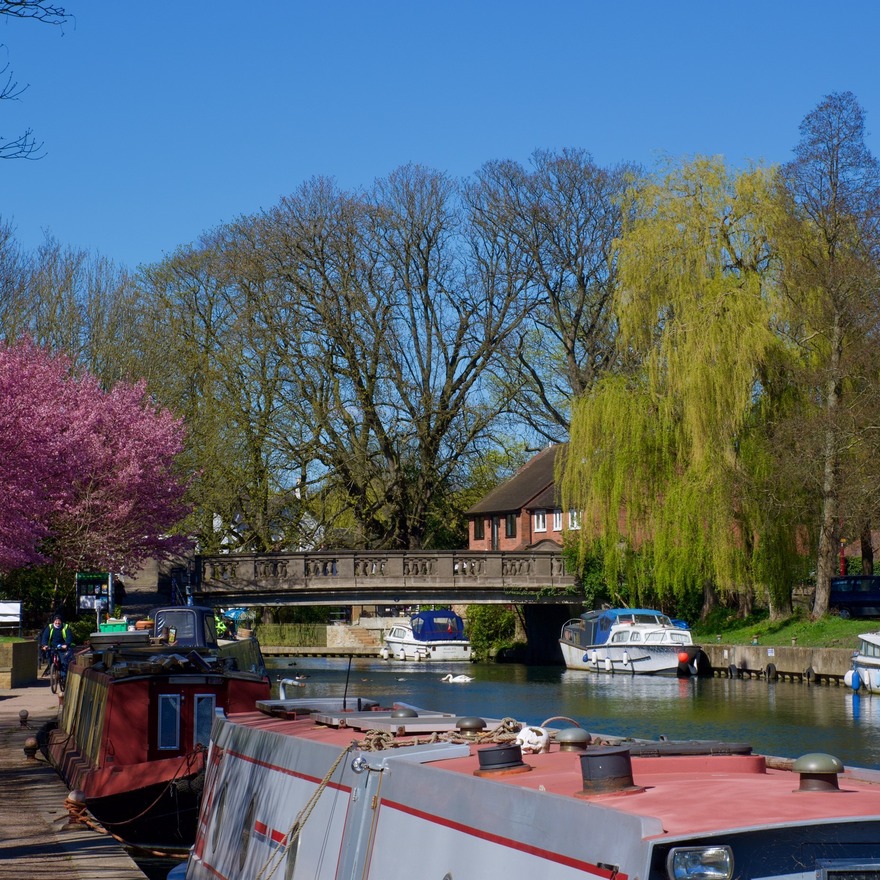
[559, 640, 703, 675]
[380, 636, 472, 661]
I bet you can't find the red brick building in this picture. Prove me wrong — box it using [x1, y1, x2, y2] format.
[466, 444, 579, 551]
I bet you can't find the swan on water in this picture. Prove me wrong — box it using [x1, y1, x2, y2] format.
[441, 673, 474, 683]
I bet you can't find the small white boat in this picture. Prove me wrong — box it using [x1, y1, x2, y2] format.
[379, 610, 472, 662]
[559, 607, 707, 676]
[847, 631, 880, 692]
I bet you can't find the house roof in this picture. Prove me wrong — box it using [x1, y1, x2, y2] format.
[466, 445, 563, 515]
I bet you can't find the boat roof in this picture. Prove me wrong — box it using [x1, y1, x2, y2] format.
[225, 701, 880, 840]
[581, 608, 672, 622]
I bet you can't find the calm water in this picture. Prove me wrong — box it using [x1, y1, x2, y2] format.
[268, 657, 880, 768]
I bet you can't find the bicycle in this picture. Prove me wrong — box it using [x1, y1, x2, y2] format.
[42, 645, 67, 695]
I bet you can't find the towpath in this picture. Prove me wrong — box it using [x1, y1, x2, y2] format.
[0, 680, 146, 879]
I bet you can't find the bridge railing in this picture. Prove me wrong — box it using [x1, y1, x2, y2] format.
[197, 550, 576, 604]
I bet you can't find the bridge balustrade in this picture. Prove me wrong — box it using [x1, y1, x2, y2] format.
[196, 550, 576, 606]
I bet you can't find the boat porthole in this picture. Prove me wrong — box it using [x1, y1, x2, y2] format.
[239, 794, 258, 871]
[211, 782, 228, 854]
[284, 825, 301, 880]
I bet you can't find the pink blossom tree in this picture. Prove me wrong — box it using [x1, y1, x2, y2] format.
[0, 339, 191, 581]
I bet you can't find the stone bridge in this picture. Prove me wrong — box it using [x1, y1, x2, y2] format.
[194, 550, 577, 607]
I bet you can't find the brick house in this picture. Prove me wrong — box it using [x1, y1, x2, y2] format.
[465, 444, 579, 551]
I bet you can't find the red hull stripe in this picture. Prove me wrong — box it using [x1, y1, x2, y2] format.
[228, 748, 349, 793]
[380, 799, 623, 879]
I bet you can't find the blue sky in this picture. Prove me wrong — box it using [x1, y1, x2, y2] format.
[3, 1, 880, 270]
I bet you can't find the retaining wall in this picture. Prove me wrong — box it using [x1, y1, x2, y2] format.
[703, 643, 855, 683]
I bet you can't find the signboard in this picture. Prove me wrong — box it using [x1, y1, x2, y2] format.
[76, 571, 114, 612]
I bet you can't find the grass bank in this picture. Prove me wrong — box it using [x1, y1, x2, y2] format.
[691, 611, 873, 649]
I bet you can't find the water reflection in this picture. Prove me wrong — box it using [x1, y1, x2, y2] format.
[268, 657, 880, 767]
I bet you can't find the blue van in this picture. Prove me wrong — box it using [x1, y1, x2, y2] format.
[829, 576, 880, 618]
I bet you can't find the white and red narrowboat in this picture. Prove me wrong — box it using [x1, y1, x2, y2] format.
[174, 691, 880, 880]
[47, 605, 270, 850]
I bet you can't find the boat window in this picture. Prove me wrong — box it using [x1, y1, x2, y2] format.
[284, 823, 301, 880]
[211, 782, 228, 854]
[645, 633, 663, 643]
[669, 633, 690, 644]
[391, 627, 406, 639]
[158, 694, 181, 750]
[194, 694, 216, 747]
[239, 794, 257, 871]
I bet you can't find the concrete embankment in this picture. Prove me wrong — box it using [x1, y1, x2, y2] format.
[0, 680, 147, 880]
[701, 643, 855, 683]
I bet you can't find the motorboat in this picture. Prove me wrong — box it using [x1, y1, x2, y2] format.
[559, 607, 708, 676]
[379, 609, 472, 661]
[171, 692, 880, 880]
[46, 605, 270, 850]
[847, 631, 880, 692]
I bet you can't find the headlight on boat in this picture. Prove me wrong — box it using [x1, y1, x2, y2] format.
[667, 845, 733, 880]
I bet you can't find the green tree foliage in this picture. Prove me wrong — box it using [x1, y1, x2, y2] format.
[561, 158, 805, 614]
[775, 91, 880, 617]
[464, 604, 517, 659]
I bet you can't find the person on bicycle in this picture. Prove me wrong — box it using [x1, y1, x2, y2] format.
[40, 614, 74, 680]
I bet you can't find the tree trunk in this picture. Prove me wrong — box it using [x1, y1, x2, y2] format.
[861, 522, 874, 575]
[812, 317, 843, 619]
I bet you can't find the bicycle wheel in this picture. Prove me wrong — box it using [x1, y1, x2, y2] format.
[50, 663, 60, 695]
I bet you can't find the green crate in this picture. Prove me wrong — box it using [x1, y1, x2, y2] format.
[99, 621, 128, 632]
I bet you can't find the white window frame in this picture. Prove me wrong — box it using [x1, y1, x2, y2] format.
[194, 693, 217, 747]
[552, 509, 563, 531]
[568, 509, 581, 530]
[534, 509, 547, 532]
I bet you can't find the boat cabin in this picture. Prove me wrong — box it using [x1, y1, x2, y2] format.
[410, 610, 466, 641]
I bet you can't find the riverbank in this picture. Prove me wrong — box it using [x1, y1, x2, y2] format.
[0, 680, 146, 880]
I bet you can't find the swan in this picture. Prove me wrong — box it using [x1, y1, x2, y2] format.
[441, 673, 474, 683]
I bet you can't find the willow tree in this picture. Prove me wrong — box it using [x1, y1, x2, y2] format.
[561, 157, 804, 617]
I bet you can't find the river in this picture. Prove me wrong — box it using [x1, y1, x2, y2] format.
[267, 656, 880, 768]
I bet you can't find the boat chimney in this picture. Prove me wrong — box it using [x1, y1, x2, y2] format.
[792, 753, 844, 792]
[576, 746, 640, 796]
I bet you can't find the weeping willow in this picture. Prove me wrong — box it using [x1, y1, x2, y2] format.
[561, 157, 803, 611]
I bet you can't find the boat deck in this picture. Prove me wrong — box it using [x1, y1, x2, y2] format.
[229, 702, 880, 840]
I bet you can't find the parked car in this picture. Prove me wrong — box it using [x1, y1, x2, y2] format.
[830, 576, 880, 618]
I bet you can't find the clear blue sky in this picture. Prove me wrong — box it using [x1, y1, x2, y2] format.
[3, 1, 880, 270]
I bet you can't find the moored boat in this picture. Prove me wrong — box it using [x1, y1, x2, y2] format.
[847, 631, 880, 692]
[47, 605, 270, 850]
[379, 609, 472, 661]
[175, 691, 880, 880]
[559, 607, 708, 676]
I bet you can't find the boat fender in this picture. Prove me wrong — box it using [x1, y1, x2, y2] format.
[622, 651, 629, 666]
[591, 650, 598, 666]
[728, 664, 739, 679]
[604, 657, 612, 672]
[765, 663, 778, 682]
[851, 670, 862, 692]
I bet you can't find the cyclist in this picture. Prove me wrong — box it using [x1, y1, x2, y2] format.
[40, 613, 74, 681]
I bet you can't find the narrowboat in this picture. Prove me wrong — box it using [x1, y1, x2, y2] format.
[47, 605, 270, 850]
[379, 609, 472, 661]
[173, 692, 880, 880]
[559, 607, 709, 676]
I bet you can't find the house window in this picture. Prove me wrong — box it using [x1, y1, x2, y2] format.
[473, 517, 485, 540]
[534, 510, 547, 532]
[552, 509, 563, 531]
[505, 514, 517, 538]
[568, 509, 580, 530]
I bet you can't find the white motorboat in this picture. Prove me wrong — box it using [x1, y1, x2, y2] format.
[847, 631, 880, 692]
[379, 609, 472, 661]
[559, 607, 707, 676]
